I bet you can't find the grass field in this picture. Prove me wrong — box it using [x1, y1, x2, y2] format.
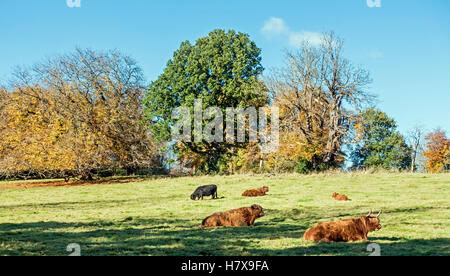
[0, 173, 449, 256]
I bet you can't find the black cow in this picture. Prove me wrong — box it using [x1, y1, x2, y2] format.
[190, 185, 218, 200]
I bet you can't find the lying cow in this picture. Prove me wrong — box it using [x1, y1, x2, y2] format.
[190, 185, 218, 200]
[332, 192, 351, 201]
[242, 186, 269, 197]
[303, 210, 382, 242]
[200, 204, 264, 228]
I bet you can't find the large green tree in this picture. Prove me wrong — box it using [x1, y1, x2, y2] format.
[144, 29, 268, 172]
[351, 108, 411, 170]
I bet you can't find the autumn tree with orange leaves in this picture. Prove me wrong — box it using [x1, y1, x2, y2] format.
[0, 49, 163, 180]
[423, 129, 450, 173]
[0, 88, 76, 179]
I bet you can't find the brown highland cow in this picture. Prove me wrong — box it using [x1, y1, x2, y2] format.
[332, 192, 351, 201]
[303, 210, 382, 242]
[242, 186, 269, 197]
[200, 204, 265, 228]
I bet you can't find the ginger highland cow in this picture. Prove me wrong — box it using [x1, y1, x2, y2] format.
[303, 210, 382, 242]
[242, 186, 269, 197]
[200, 204, 265, 228]
[332, 192, 351, 201]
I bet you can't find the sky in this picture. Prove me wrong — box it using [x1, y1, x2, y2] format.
[0, 0, 449, 136]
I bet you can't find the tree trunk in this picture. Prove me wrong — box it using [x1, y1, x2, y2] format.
[206, 154, 220, 173]
[126, 167, 137, 176]
[411, 151, 417, 173]
[80, 171, 93, 181]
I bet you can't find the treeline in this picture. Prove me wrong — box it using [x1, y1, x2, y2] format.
[0, 30, 448, 180]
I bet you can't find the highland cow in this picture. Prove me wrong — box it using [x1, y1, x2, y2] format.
[190, 185, 218, 200]
[200, 204, 265, 228]
[303, 210, 382, 242]
[242, 186, 269, 197]
[332, 192, 351, 201]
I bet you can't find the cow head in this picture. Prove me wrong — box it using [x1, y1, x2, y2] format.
[262, 186, 269, 193]
[363, 209, 382, 232]
[190, 193, 197, 200]
[332, 192, 338, 198]
[251, 204, 265, 217]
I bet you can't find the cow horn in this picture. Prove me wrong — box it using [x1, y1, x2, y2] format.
[367, 209, 373, 216]
[377, 210, 382, 217]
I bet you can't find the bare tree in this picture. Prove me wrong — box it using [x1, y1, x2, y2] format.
[407, 125, 426, 172]
[267, 32, 374, 168]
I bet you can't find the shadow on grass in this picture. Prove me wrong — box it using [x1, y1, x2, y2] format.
[0, 198, 141, 210]
[0, 174, 187, 190]
[0, 217, 448, 256]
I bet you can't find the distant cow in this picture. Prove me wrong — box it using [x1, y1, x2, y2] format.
[200, 204, 265, 228]
[242, 186, 269, 197]
[190, 185, 218, 200]
[332, 192, 351, 201]
[303, 210, 382, 242]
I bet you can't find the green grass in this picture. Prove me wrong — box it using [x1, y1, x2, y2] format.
[0, 173, 449, 256]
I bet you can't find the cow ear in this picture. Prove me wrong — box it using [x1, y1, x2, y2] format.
[251, 204, 258, 209]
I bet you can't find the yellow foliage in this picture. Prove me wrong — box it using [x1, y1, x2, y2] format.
[0, 87, 113, 177]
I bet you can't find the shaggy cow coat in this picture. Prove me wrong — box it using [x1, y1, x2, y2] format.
[190, 185, 218, 200]
[242, 186, 269, 197]
[201, 204, 265, 228]
[303, 211, 382, 242]
[332, 192, 351, 201]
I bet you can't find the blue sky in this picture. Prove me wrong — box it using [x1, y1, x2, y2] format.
[0, 0, 449, 135]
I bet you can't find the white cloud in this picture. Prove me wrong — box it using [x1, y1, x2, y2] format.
[289, 31, 323, 47]
[261, 17, 322, 47]
[368, 50, 384, 59]
[261, 17, 289, 37]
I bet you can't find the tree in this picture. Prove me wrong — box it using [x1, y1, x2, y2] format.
[0, 87, 78, 179]
[267, 32, 374, 169]
[423, 129, 449, 173]
[351, 108, 411, 170]
[144, 29, 268, 172]
[407, 125, 426, 172]
[2, 48, 162, 179]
